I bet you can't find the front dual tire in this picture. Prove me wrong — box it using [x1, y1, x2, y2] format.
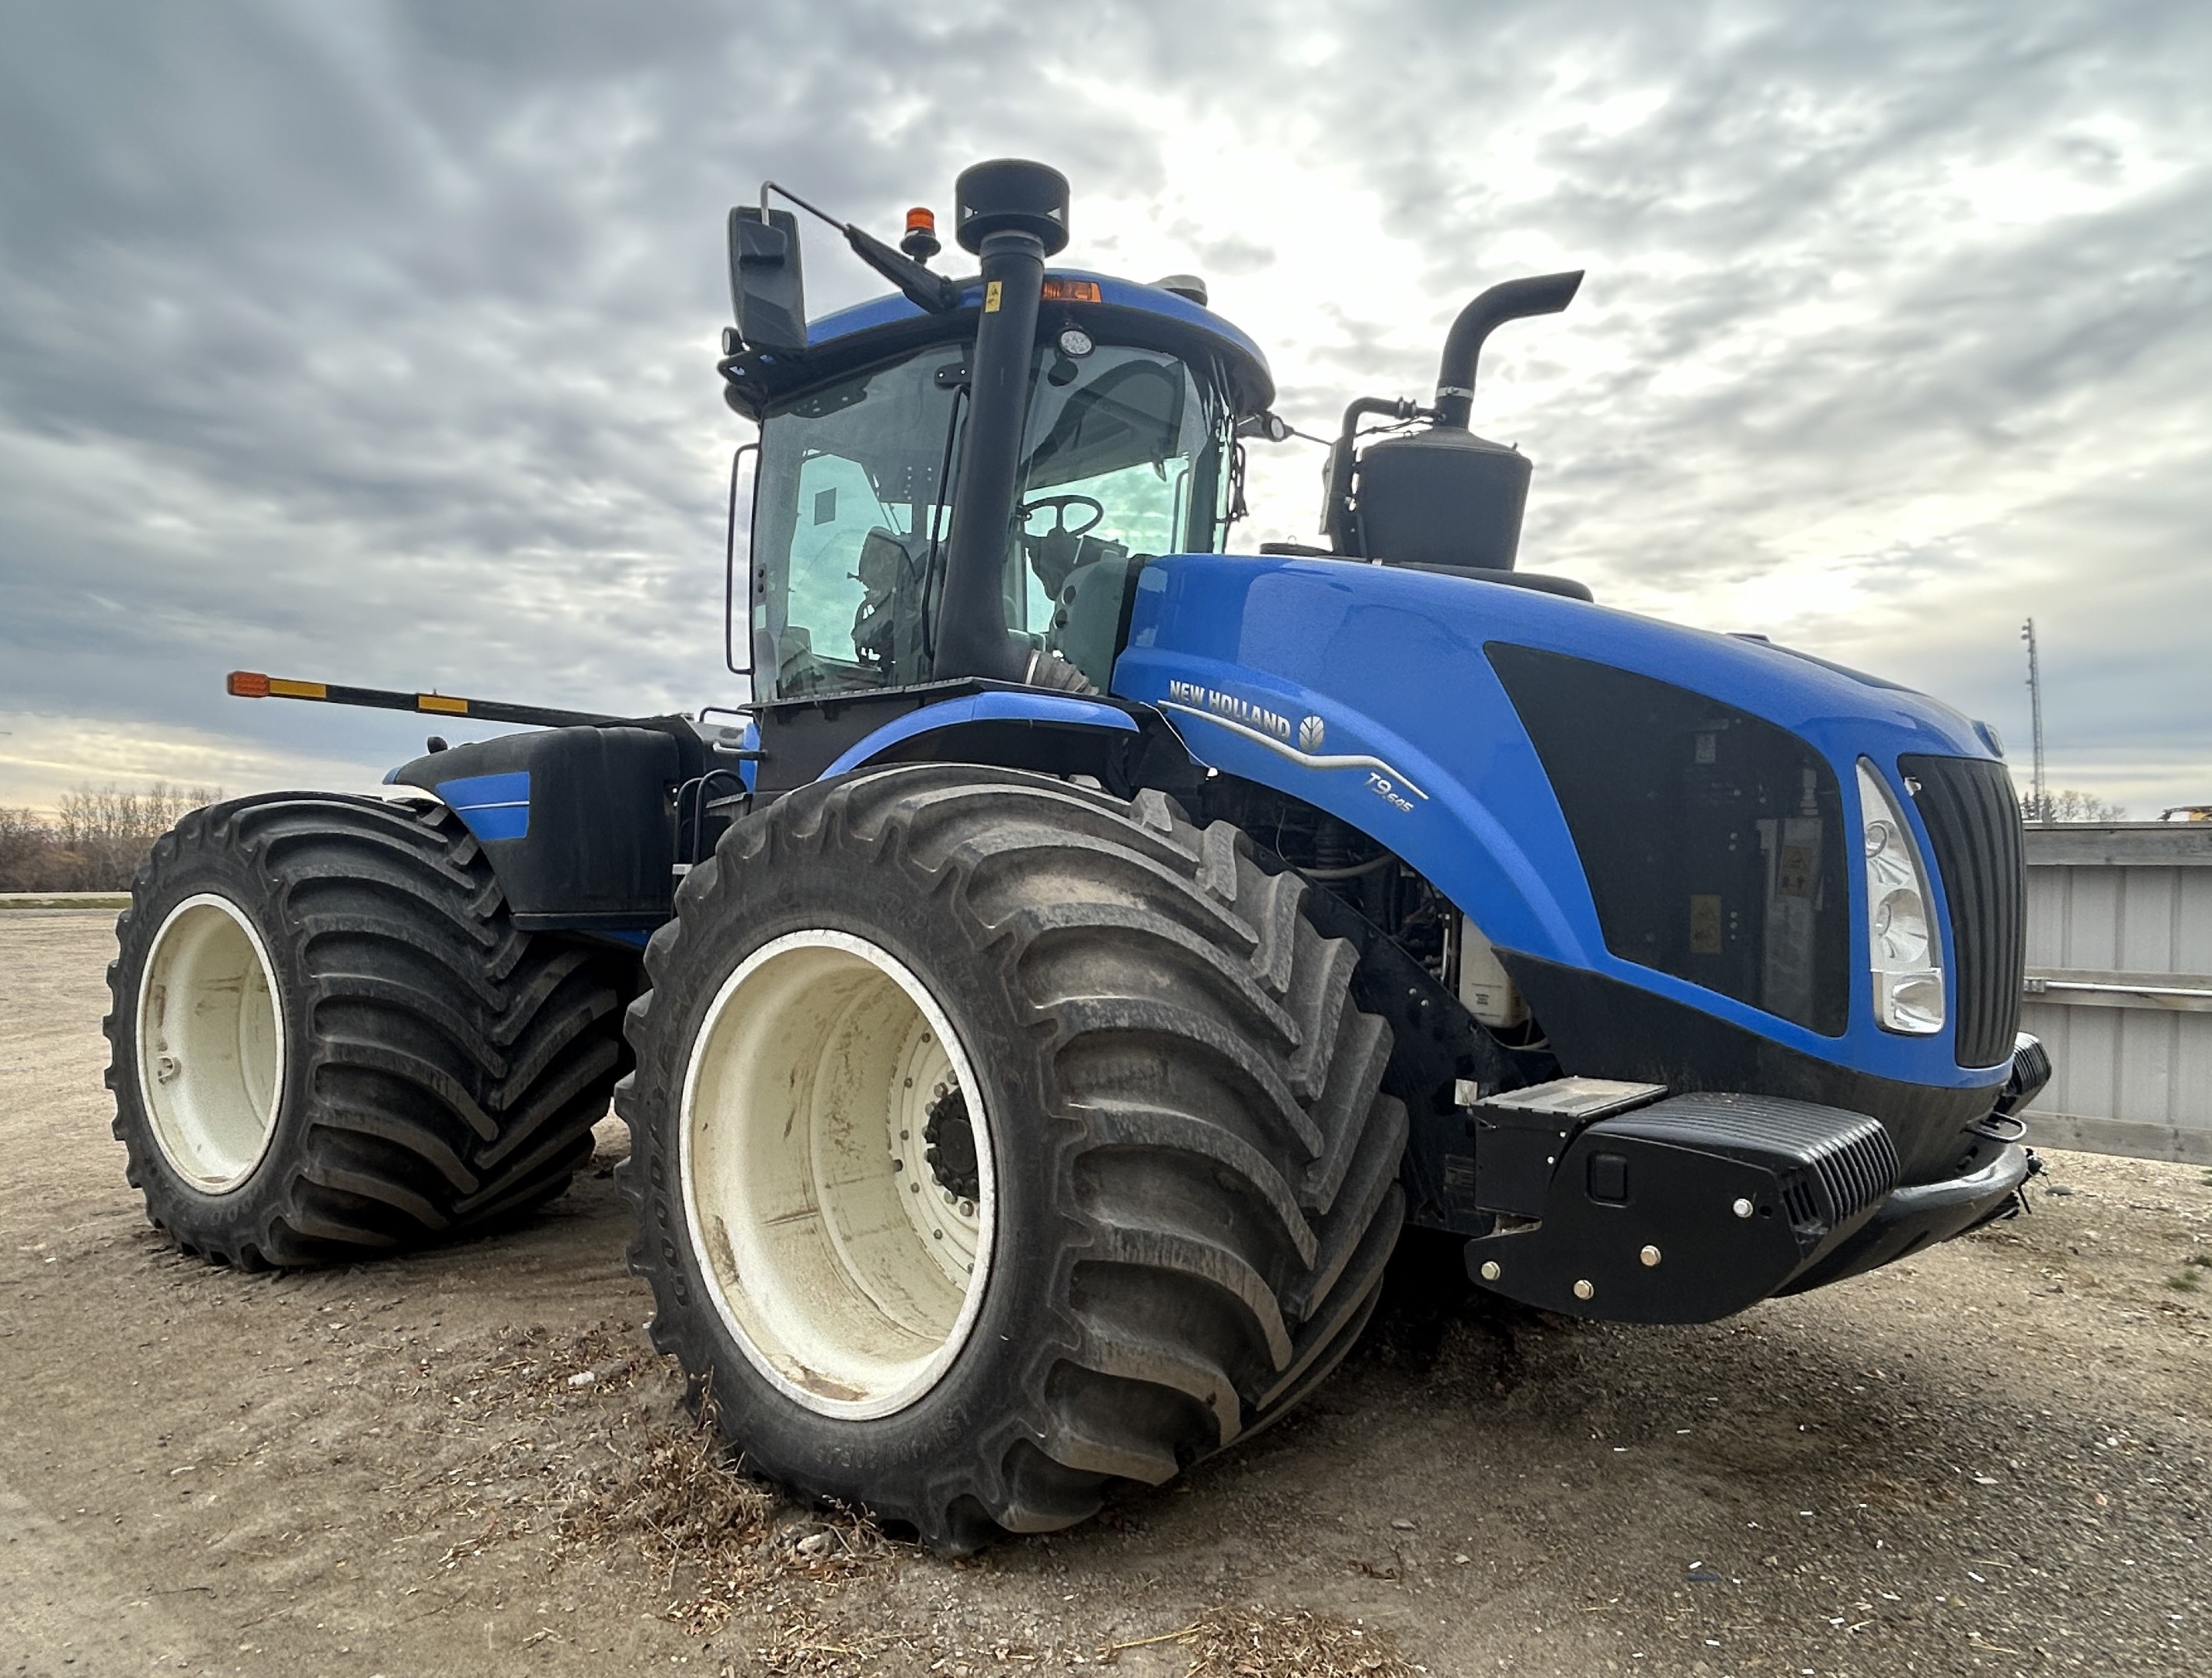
[619, 765, 1407, 1548]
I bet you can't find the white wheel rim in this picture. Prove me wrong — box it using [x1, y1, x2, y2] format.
[679, 930, 996, 1419]
[136, 893, 287, 1194]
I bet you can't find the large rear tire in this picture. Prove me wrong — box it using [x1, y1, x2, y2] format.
[104, 793, 631, 1267]
[617, 765, 1406, 1548]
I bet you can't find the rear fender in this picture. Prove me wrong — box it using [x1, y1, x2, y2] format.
[386, 724, 687, 927]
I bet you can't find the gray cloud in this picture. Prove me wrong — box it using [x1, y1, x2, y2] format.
[2, 0, 2207, 811]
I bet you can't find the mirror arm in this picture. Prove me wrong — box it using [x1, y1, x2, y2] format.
[762, 179, 959, 315]
[843, 225, 962, 314]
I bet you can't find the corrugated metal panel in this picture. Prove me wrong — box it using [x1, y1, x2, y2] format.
[2017, 824, 2212, 1164]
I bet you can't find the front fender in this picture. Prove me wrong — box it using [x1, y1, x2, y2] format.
[817, 690, 1139, 779]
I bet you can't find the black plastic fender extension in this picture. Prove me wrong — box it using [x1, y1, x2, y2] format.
[386, 722, 697, 928]
[1462, 1091, 1902, 1323]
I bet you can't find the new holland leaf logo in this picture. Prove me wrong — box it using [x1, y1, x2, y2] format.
[1297, 715, 1327, 754]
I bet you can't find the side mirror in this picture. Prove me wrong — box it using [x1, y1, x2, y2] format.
[727, 207, 807, 353]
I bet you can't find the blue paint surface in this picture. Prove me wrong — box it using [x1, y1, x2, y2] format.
[437, 769, 530, 842]
[1114, 553, 2006, 1090]
[819, 691, 1138, 781]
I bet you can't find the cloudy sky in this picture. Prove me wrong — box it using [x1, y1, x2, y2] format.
[2, 0, 2206, 816]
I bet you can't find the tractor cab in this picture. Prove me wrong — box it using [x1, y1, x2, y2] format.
[718, 162, 1275, 708]
[746, 312, 1237, 700]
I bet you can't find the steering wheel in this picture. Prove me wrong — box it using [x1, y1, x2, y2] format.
[1018, 494, 1105, 539]
[1017, 495, 1107, 603]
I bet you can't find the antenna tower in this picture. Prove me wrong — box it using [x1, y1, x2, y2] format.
[2020, 618, 2047, 820]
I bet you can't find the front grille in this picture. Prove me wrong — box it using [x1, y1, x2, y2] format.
[1900, 754, 2026, 1068]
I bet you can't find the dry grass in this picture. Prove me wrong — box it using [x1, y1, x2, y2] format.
[1137, 1605, 1419, 1677]
[388, 1325, 1421, 1675]
[395, 1319, 893, 1649]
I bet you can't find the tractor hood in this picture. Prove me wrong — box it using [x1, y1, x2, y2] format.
[1111, 552, 2015, 1110]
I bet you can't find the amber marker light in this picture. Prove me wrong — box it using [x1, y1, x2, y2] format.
[900, 206, 941, 263]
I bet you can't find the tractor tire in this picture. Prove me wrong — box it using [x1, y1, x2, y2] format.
[104, 792, 631, 1268]
[617, 764, 1407, 1548]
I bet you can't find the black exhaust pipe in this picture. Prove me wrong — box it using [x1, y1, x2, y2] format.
[1431, 270, 1584, 430]
[1321, 269, 1587, 568]
[930, 159, 1069, 685]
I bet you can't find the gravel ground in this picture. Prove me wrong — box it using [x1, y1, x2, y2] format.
[3, 908, 2206, 1676]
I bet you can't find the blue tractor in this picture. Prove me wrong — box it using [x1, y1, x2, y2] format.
[108, 161, 2047, 1549]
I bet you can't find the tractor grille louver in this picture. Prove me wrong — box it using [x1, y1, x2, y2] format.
[1899, 755, 2026, 1070]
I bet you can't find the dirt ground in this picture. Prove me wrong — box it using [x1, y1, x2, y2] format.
[4, 908, 2207, 1678]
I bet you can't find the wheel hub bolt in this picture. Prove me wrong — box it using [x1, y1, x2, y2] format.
[958, 1199, 975, 1217]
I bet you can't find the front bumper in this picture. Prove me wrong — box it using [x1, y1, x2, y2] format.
[1460, 1084, 2033, 1325]
[1778, 1143, 2031, 1295]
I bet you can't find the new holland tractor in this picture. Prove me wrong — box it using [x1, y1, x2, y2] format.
[106, 160, 2048, 1548]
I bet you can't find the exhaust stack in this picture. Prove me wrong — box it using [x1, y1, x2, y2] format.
[1327, 270, 1584, 573]
[1431, 270, 1584, 430]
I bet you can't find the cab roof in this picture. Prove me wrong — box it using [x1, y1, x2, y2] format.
[721, 268, 1275, 422]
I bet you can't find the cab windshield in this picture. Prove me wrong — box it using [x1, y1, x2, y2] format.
[749, 341, 1230, 699]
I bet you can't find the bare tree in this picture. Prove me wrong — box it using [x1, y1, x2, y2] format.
[0, 784, 224, 892]
[2022, 787, 2128, 823]
[0, 807, 57, 892]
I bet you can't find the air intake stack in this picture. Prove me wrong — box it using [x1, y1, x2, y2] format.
[1327, 270, 1582, 573]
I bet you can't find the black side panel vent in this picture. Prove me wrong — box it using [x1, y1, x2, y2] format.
[1487, 644, 1850, 1035]
[1900, 755, 2025, 1069]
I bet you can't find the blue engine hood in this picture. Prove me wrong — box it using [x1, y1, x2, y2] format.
[1111, 552, 2005, 1093]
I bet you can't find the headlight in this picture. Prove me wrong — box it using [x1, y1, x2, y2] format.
[1858, 760, 1944, 1035]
